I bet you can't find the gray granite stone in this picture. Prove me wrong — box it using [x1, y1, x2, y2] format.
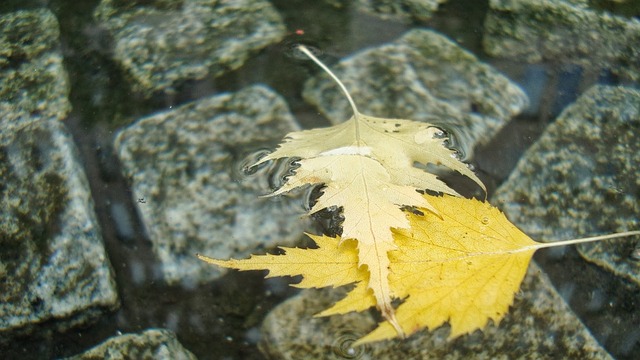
[0, 118, 119, 337]
[302, 29, 529, 155]
[260, 263, 610, 359]
[484, 0, 640, 81]
[0, 9, 118, 339]
[114, 85, 308, 285]
[0, 9, 71, 122]
[94, 0, 285, 96]
[66, 328, 196, 360]
[492, 85, 640, 286]
[329, 0, 447, 22]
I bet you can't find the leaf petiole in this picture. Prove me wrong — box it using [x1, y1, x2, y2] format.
[530, 230, 640, 251]
[297, 45, 361, 140]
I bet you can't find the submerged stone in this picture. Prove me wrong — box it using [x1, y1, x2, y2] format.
[260, 263, 610, 359]
[0, 9, 71, 122]
[114, 85, 308, 285]
[331, 0, 446, 22]
[65, 328, 196, 360]
[484, 0, 640, 81]
[0, 9, 118, 339]
[493, 85, 640, 286]
[94, 0, 285, 96]
[0, 118, 119, 337]
[302, 28, 529, 155]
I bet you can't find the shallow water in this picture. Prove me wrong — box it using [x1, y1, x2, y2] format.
[1, 0, 639, 359]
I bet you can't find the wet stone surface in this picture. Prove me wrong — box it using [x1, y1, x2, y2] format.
[0, 118, 119, 338]
[330, 0, 446, 22]
[484, 0, 640, 81]
[260, 263, 610, 359]
[65, 328, 196, 360]
[492, 85, 640, 286]
[0, 8, 70, 122]
[302, 28, 529, 154]
[114, 85, 308, 285]
[94, 0, 286, 96]
[0, 8, 118, 340]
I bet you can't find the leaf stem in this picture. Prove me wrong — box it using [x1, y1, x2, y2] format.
[530, 230, 640, 250]
[297, 45, 361, 139]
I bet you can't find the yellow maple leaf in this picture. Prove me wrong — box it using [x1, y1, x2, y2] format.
[360, 194, 539, 344]
[198, 194, 639, 345]
[250, 45, 485, 333]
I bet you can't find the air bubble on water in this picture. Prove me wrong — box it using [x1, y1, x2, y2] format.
[332, 332, 367, 359]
